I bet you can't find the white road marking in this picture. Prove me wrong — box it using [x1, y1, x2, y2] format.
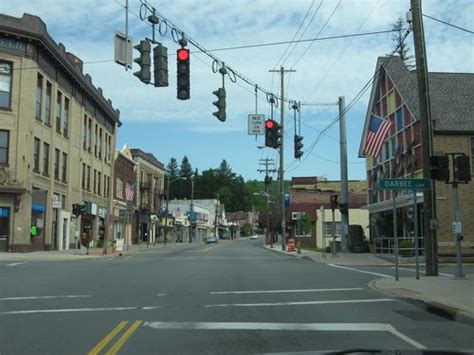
[157, 293, 167, 296]
[210, 287, 364, 295]
[0, 294, 92, 301]
[205, 298, 395, 308]
[142, 321, 425, 349]
[391, 266, 454, 278]
[0, 305, 162, 315]
[327, 264, 392, 278]
[6, 262, 27, 267]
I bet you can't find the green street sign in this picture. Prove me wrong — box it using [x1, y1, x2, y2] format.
[378, 178, 431, 190]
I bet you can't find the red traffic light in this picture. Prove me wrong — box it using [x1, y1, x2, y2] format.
[177, 48, 189, 61]
[265, 120, 275, 129]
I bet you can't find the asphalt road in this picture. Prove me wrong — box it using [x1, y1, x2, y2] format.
[1, 239, 473, 354]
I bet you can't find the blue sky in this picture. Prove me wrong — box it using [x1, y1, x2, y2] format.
[2, 0, 472, 180]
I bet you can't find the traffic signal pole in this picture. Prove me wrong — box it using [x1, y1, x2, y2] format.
[338, 96, 349, 252]
[268, 67, 296, 250]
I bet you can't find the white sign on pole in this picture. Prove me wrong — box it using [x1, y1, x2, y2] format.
[247, 114, 265, 135]
[52, 194, 61, 209]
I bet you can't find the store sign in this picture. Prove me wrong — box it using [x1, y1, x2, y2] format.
[0, 36, 26, 52]
[98, 207, 107, 218]
[0, 207, 9, 217]
[85, 202, 97, 216]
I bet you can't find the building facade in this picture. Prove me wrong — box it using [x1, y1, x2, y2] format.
[358, 56, 474, 259]
[112, 145, 136, 246]
[130, 148, 164, 244]
[0, 14, 120, 252]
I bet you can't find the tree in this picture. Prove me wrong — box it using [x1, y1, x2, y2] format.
[390, 17, 414, 69]
[165, 157, 179, 199]
[176, 156, 193, 199]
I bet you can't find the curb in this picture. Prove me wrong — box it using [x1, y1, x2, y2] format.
[262, 245, 320, 263]
[368, 278, 474, 327]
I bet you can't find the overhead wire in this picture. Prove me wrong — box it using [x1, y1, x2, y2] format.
[422, 13, 474, 34]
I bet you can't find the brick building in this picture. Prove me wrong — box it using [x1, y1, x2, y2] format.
[287, 177, 368, 249]
[0, 14, 120, 252]
[358, 55, 474, 259]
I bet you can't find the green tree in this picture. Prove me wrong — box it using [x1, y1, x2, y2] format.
[176, 155, 193, 199]
[165, 157, 179, 199]
[390, 17, 414, 68]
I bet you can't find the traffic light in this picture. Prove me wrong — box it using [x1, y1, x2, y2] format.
[294, 135, 304, 159]
[153, 44, 168, 87]
[176, 48, 190, 100]
[430, 155, 449, 182]
[133, 40, 151, 84]
[265, 119, 282, 149]
[455, 155, 471, 182]
[264, 175, 272, 186]
[330, 194, 338, 211]
[212, 88, 226, 122]
[339, 203, 348, 215]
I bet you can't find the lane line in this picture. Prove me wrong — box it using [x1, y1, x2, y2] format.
[106, 320, 143, 355]
[7, 262, 28, 267]
[390, 266, 454, 278]
[87, 321, 129, 355]
[156, 293, 167, 296]
[142, 321, 425, 349]
[0, 294, 92, 301]
[205, 298, 395, 308]
[327, 264, 392, 278]
[0, 306, 162, 315]
[210, 287, 364, 295]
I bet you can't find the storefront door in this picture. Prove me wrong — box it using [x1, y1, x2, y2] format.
[0, 207, 9, 252]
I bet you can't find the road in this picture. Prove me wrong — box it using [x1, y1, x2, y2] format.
[1, 239, 473, 354]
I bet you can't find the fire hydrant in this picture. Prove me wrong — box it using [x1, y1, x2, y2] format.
[111, 240, 117, 253]
[296, 241, 302, 254]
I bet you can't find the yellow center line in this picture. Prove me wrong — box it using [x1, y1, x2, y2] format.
[88, 321, 128, 355]
[106, 320, 143, 355]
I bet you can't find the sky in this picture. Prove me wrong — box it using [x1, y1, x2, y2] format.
[1, 0, 472, 181]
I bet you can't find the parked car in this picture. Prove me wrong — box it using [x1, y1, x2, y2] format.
[250, 235, 259, 240]
[206, 235, 217, 244]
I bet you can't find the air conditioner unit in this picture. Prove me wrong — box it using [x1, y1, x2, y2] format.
[291, 212, 301, 221]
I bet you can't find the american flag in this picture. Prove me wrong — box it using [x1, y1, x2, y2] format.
[364, 114, 393, 158]
[125, 184, 134, 201]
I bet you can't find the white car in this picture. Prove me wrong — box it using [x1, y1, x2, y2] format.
[206, 235, 217, 243]
[250, 235, 259, 240]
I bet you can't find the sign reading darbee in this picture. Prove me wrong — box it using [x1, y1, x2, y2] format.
[0, 36, 26, 53]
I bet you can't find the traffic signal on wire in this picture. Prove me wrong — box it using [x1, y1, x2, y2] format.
[265, 119, 281, 149]
[153, 44, 168, 87]
[212, 88, 226, 122]
[176, 48, 190, 100]
[294, 135, 304, 159]
[133, 40, 151, 84]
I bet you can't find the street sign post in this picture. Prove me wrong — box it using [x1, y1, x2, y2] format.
[247, 114, 265, 135]
[378, 178, 431, 281]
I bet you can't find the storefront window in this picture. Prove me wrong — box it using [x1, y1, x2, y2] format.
[31, 188, 47, 244]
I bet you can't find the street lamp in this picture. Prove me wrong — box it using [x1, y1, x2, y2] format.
[164, 176, 187, 244]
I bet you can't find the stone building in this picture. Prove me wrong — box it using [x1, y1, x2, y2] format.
[0, 14, 120, 252]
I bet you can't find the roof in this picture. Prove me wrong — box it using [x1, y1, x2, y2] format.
[130, 148, 164, 170]
[0, 13, 121, 126]
[359, 56, 474, 156]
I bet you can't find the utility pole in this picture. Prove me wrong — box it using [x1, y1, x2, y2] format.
[338, 96, 349, 252]
[190, 178, 194, 243]
[214, 193, 220, 241]
[410, 0, 438, 276]
[258, 158, 277, 246]
[269, 66, 295, 251]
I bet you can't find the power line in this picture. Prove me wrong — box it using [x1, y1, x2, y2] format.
[290, 0, 342, 69]
[303, 0, 381, 102]
[423, 13, 474, 34]
[273, 0, 317, 69]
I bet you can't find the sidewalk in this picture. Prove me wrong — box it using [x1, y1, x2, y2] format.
[263, 244, 392, 266]
[370, 274, 474, 325]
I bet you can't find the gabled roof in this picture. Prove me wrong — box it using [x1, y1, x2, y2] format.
[359, 56, 474, 157]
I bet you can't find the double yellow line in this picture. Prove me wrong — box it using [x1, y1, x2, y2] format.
[88, 320, 142, 355]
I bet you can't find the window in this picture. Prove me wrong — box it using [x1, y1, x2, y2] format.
[35, 74, 43, 121]
[390, 136, 397, 156]
[93, 169, 97, 194]
[63, 97, 69, 137]
[82, 163, 86, 189]
[104, 175, 108, 198]
[116, 178, 123, 199]
[0, 61, 12, 108]
[45, 82, 52, 125]
[94, 124, 98, 157]
[97, 171, 101, 196]
[62, 153, 67, 182]
[384, 141, 390, 161]
[396, 108, 403, 131]
[87, 118, 92, 152]
[42, 142, 49, 175]
[83, 115, 87, 150]
[107, 177, 110, 197]
[87, 165, 91, 190]
[54, 149, 60, 180]
[33, 137, 40, 172]
[56, 91, 62, 133]
[108, 135, 112, 162]
[0, 130, 9, 164]
[104, 133, 108, 162]
[471, 137, 474, 173]
[98, 127, 102, 159]
[323, 221, 341, 237]
[387, 91, 396, 114]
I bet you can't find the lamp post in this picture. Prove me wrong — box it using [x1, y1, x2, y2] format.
[189, 178, 194, 243]
[164, 176, 187, 244]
